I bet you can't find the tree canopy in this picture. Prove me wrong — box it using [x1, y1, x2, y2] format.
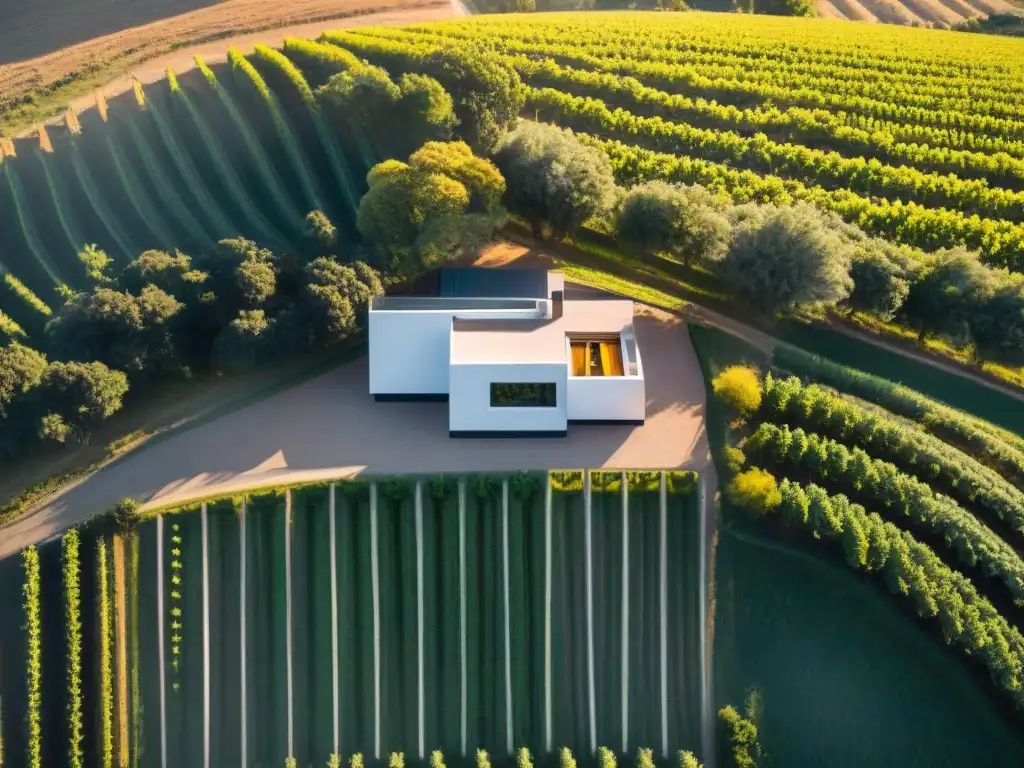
[616, 181, 731, 268]
[722, 203, 854, 315]
[495, 121, 618, 240]
[358, 141, 505, 275]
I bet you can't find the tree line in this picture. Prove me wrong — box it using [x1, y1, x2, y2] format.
[0, 211, 384, 458]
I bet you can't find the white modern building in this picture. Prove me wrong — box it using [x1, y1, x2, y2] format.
[368, 268, 645, 437]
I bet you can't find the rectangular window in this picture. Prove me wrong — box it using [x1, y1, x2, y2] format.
[490, 382, 557, 408]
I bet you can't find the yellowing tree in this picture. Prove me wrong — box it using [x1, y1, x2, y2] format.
[713, 365, 762, 417]
[727, 468, 782, 517]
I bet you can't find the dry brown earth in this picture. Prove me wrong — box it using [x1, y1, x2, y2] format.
[0, 0, 451, 129]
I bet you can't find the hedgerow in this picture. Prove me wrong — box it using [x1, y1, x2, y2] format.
[23, 545, 41, 768]
[759, 373, 1024, 536]
[772, 346, 1024, 486]
[745, 422, 1024, 605]
[63, 530, 84, 768]
[97, 539, 114, 768]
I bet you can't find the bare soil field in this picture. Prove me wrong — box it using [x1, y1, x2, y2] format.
[0, 0, 451, 133]
[818, 0, 1013, 21]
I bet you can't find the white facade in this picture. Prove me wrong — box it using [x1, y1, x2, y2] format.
[449, 361, 568, 435]
[367, 270, 646, 436]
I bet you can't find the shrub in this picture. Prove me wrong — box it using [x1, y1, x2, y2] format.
[727, 468, 781, 516]
[517, 748, 534, 768]
[636, 748, 656, 768]
[430, 751, 446, 768]
[598, 747, 616, 768]
[477, 750, 491, 768]
[111, 498, 141, 535]
[328, 756, 342, 768]
[678, 751, 702, 768]
[389, 753, 405, 768]
[718, 705, 761, 768]
[722, 446, 747, 475]
[559, 748, 576, 768]
[713, 366, 762, 417]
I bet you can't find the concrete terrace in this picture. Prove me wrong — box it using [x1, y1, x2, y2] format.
[0, 303, 709, 559]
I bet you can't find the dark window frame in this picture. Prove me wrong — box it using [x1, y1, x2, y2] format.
[490, 382, 557, 408]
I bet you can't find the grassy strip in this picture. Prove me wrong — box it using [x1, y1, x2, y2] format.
[553, 261, 688, 312]
[22, 545, 41, 768]
[63, 530, 84, 768]
[735, 470, 1024, 714]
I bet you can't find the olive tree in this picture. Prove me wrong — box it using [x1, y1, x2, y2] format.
[843, 240, 915, 320]
[968, 276, 1024, 366]
[721, 203, 853, 316]
[358, 141, 505, 276]
[903, 247, 990, 344]
[36, 361, 129, 445]
[317, 65, 456, 160]
[495, 121, 618, 240]
[616, 181, 731, 268]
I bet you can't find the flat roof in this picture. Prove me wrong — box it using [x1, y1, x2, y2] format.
[371, 296, 542, 311]
[451, 299, 635, 364]
[440, 267, 549, 299]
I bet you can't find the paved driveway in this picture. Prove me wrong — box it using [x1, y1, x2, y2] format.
[0, 305, 709, 558]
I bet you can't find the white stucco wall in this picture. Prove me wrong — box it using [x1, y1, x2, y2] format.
[369, 310, 455, 395]
[566, 376, 646, 422]
[369, 304, 546, 395]
[449, 361, 568, 434]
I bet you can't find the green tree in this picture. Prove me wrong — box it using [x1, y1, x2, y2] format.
[214, 310, 273, 373]
[419, 47, 525, 154]
[617, 181, 731, 268]
[718, 705, 762, 768]
[753, 0, 814, 15]
[119, 250, 207, 296]
[305, 210, 338, 256]
[844, 241, 913, 320]
[78, 244, 113, 284]
[722, 203, 853, 315]
[36, 361, 129, 445]
[904, 247, 990, 344]
[0, 341, 47, 418]
[358, 142, 505, 276]
[317, 65, 455, 160]
[304, 258, 384, 345]
[496, 121, 618, 239]
[969, 277, 1024, 366]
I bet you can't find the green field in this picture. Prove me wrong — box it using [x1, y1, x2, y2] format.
[0, 471, 704, 767]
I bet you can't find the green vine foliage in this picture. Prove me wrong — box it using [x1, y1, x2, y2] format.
[97, 539, 114, 768]
[746, 421, 1024, 605]
[758, 472, 1024, 711]
[63, 530, 84, 768]
[22, 545, 41, 768]
[760, 373, 1024, 535]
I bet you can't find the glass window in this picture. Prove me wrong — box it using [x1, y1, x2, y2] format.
[490, 382, 557, 408]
